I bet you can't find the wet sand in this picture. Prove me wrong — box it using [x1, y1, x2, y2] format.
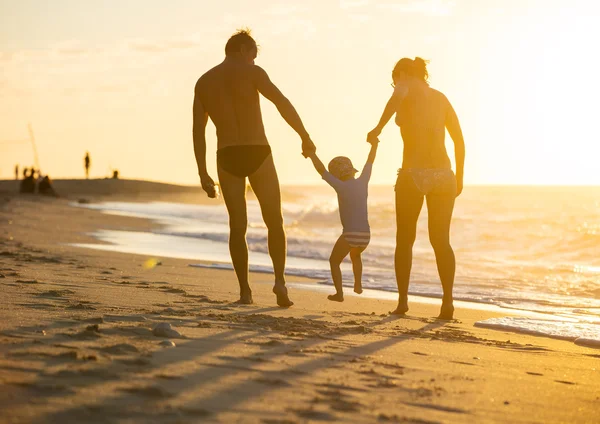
[0, 181, 598, 423]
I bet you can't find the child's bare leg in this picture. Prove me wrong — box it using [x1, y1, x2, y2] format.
[349, 247, 365, 294]
[328, 235, 350, 302]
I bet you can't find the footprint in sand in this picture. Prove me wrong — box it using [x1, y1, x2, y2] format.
[99, 343, 140, 355]
[254, 377, 291, 387]
[38, 289, 75, 298]
[120, 385, 172, 398]
[289, 408, 336, 421]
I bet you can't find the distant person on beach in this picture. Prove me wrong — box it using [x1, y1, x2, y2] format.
[193, 29, 316, 307]
[84, 152, 91, 179]
[19, 168, 35, 194]
[308, 139, 379, 302]
[38, 175, 58, 197]
[367, 57, 465, 320]
[15, 164, 19, 180]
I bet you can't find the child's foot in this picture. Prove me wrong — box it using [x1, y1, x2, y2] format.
[353, 283, 363, 294]
[327, 293, 344, 302]
[273, 284, 294, 308]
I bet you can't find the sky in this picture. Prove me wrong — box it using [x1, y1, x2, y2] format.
[1, 0, 599, 185]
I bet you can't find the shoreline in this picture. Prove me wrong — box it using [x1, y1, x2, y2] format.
[1, 188, 599, 422]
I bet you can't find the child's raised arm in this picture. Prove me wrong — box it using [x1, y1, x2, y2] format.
[359, 139, 379, 182]
[366, 138, 379, 164]
[308, 151, 327, 176]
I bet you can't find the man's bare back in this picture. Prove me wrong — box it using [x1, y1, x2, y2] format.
[196, 61, 269, 149]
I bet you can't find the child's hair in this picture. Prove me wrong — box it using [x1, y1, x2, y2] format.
[392, 57, 430, 85]
[328, 156, 357, 180]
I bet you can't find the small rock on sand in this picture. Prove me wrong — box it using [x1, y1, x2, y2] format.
[159, 340, 176, 347]
[152, 322, 182, 338]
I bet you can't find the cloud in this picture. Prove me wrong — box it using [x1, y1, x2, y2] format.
[263, 4, 305, 16]
[340, 0, 370, 9]
[128, 37, 203, 53]
[377, 0, 456, 16]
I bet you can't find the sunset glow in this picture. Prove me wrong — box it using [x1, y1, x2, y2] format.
[1, 0, 599, 185]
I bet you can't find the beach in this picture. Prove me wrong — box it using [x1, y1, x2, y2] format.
[0, 180, 598, 424]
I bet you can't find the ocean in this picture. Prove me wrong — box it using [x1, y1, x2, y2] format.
[73, 185, 600, 347]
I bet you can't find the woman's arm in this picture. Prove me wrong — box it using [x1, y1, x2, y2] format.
[367, 85, 408, 142]
[445, 102, 465, 196]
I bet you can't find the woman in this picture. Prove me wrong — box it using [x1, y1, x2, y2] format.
[368, 57, 465, 319]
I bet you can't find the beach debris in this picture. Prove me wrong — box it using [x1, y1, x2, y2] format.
[77, 198, 90, 204]
[143, 258, 162, 269]
[152, 322, 182, 338]
[159, 340, 176, 347]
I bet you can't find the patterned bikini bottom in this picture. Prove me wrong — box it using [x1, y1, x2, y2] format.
[396, 168, 456, 196]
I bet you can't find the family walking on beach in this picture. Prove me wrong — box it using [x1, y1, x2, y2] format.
[193, 30, 465, 320]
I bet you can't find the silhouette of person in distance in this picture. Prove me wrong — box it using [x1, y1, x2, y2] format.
[84, 152, 91, 179]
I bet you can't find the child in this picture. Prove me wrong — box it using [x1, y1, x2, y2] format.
[308, 139, 379, 302]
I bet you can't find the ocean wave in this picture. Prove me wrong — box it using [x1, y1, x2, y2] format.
[475, 317, 600, 347]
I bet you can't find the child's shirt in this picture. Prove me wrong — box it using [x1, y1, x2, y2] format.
[322, 163, 372, 233]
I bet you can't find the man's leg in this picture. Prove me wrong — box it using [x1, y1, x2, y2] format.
[349, 247, 366, 294]
[217, 164, 252, 304]
[248, 154, 292, 307]
[328, 235, 351, 302]
[426, 191, 456, 320]
[393, 173, 424, 315]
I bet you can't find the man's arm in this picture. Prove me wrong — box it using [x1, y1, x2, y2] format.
[254, 66, 315, 156]
[308, 151, 327, 176]
[192, 81, 216, 198]
[445, 101, 465, 196]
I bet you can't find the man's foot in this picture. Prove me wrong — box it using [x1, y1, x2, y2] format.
[273, 284, 294, 307]
[353, 283, 363, 294]
[235, 291, 254, 305]
[327, 293, 344, 302]
[390, 298, 409, 315]
[437, 302, 454, 320]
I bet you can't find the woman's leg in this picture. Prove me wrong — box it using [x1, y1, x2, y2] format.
[349, 247, 366, 294]
[328, 235, 351, 302]
[393, 172, 425, 315]
[426, 188, 457, 320]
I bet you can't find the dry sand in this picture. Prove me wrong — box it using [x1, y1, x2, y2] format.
[0, 180, 598, 424]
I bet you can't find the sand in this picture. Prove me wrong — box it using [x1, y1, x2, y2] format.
[0, 180, 598, 424]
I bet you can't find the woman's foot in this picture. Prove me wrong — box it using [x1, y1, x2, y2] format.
[437, 301, 454, 320]
[273, 283, 294, 307]
[327, 293, 344, 302]
[390, 298, 409, 315]
[235, 290, 253, 305]
[353, 282, 363, 294]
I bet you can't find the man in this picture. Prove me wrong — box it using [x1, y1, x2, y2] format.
[193, 29, 315, 307]
[84, 152, 91, 179]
